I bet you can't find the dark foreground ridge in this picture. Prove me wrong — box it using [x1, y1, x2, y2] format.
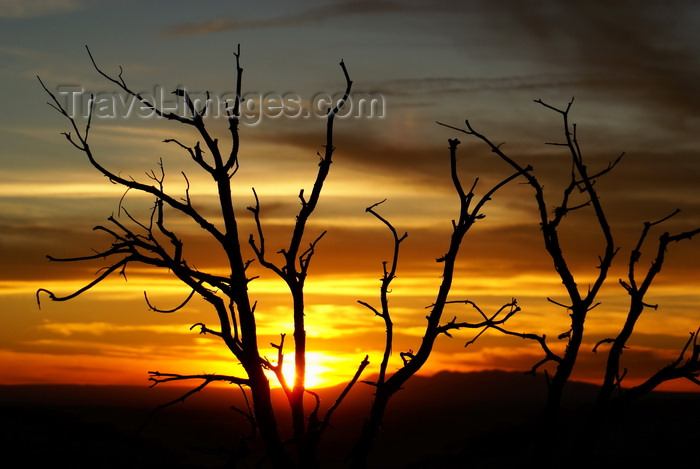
[1, 370, 698, 468]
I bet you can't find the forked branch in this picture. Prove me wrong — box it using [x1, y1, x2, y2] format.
[361, 200, 407, 386]
[596, 211, 700, 408]
[611, 328, 700, 408]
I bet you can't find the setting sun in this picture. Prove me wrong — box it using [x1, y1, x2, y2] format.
[265, 351, 365, 390]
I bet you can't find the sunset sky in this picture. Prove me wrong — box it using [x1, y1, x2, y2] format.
[2, 0, 700, 393]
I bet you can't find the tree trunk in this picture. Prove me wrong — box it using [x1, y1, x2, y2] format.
[350, 388, 391, 469]
[544, 311, 585, 422]
[246, 364, 293, 468]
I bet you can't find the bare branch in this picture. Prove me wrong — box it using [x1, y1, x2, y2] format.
[611, 328, 700, 407]
[436, 299, 521, 338]
[597, 209, 700, 408]
[363, 202, 407, 386]
[311, 355, 370, 438]
[190, 322, 224, 339]
[225, 44, 243, 173]
[262, 334, 292, 396]
[247, 188, 284, 277]
[148, 370, 249, 387]
[86, 46, 194, 126]
[592, 338, 616, 354]
[138, 371, 251, 435]
[144, 288, 198, 313]
[36, 258, 129, 308]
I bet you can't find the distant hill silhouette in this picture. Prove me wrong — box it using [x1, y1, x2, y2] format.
[1, 370, 697, 468]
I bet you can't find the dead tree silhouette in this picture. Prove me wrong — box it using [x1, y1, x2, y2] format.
[350, 140, 526, 468]
[37, 47, 526, 468]
[440, 99, 700, 423]
[595, 212, 700, 411]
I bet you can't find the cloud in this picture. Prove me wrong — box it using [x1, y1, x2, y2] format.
[249, 123, 479, 186]
[369, 74, 613, 98]
[0, 0, 84, 18]
[37, 321, 192, 336]
[470, 0, 700, 123]
[161, 1, 436, 37]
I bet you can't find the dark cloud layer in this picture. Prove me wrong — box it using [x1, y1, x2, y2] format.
[474, 0, 700, 120]
[161, 1, 453, 37]
[163, 0, 699, 136]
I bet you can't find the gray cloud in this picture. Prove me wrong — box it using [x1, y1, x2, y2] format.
[0, 0, 84, 18]
[461, 0, 700, 123]
[161, 0, 700, 124]
[161, 0, 429, 37]
[367, 74, 614, 98]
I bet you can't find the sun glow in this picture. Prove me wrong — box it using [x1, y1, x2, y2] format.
[264, 352, 362, 390]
